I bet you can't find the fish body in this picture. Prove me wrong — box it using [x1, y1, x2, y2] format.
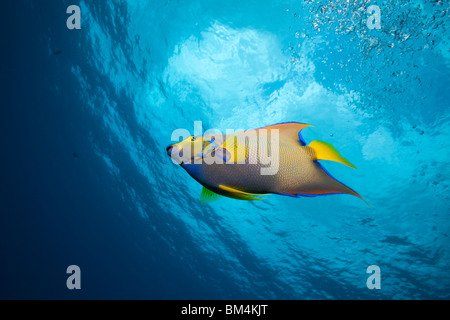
[167, 122, 367, 204]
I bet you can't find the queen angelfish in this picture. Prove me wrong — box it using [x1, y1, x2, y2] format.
[166, 122, 368, 205]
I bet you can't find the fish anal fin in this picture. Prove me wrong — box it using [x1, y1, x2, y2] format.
[275, 190, 371, 207]
[200, 187, 222, 204]
[218, 185, 265, 201]
[308, 140, 357, 169]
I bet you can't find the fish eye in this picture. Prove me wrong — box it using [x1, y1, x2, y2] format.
[191, 136, 196, 142]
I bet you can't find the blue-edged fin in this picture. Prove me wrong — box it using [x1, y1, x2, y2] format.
[200, 187, 222, 204]
[218, 185, 265, 201]
[262, 122, 312, 145]
[308, 140, 356, 169]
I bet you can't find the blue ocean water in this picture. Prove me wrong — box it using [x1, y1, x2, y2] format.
[1, 0, 449, 299]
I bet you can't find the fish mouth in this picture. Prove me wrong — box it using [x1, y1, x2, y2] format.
[167, 144, 202, 164]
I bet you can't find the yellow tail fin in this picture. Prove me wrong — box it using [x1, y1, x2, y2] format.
[308, 140, 356, 169]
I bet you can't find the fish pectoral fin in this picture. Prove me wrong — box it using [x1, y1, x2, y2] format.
[308, 140, 356, 169]
[200, 187, 222, 204]
[218, 185, 265, 201]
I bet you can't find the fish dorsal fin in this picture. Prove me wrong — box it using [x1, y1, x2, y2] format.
[308, 140, 356, 169]
[200, 187, 222, 204]
[218, 185, 265, 201]
[260, 122, 312, 145]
